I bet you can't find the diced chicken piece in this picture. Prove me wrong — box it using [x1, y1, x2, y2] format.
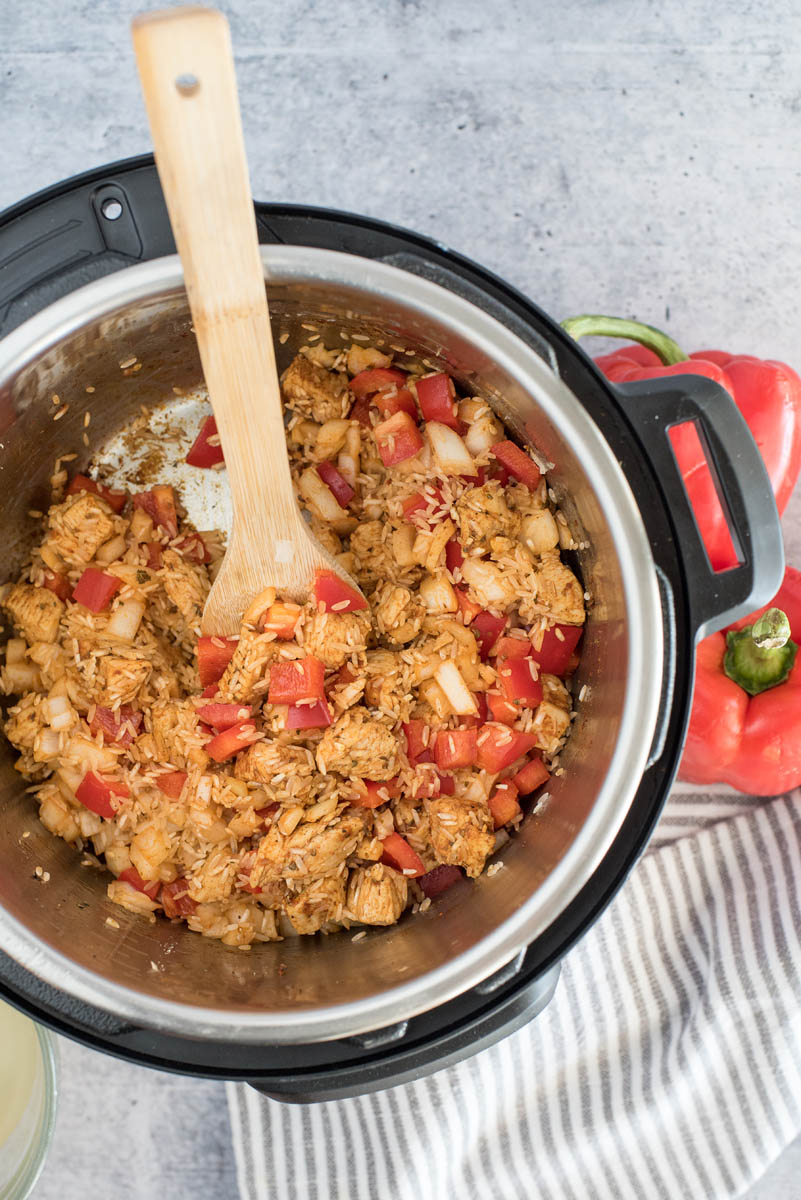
[186, 846, 238, 903]
[346, 863, 408, 925]
[301, 607, 371, 669]
[348, 520, 398, 588]
[460, 556, 519, 611]
[316, 707, 400, 780]
[160, 549, 209, 635]
[455, 481, 519, 551]
[313, 419, 351, 462]
[130, 821, 172, 882]
[44, 492, 120, 567]
[2, 582, 63, 644]
[4, 693, 45, 752]
[519, 509, 560, 556]
[149, 698, 209, 769]
[393, 797, 438, 871]
[233, 738, 316, 788]
[532, 700, 572, 756]
[27, 641, 66, 687]
[285, 872, 346, 933]
[309, 517, 342, 559]
[412, 518, 456, 574]
[542, 673, 571, 710]
[217, 629, 288, 704]
[95, 654, 152, 706]
[281, 354, 349, 423]
[372, 582, 425, 645]
[251, 808, 371, 884]
[520, 550, 585, 627]
[427, 793, 495, 878]
[364, 650, 414, 722]
[187, 899, 280, 945]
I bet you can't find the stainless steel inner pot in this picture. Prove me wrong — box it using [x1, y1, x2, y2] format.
[0, 247, 663, 1042]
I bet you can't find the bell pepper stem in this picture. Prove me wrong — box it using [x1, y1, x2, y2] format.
[724, 607, 798, 696]
[561, 314, 689, 366]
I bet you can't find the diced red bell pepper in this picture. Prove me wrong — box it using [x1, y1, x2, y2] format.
[196, 702, 252, 731]
[177, 533, 210, 564]
[445, 538, 464, 573]
[75, 771, 129, 819]
[89, 705, 142, 747]
[145, 542, 163, 570]
[401, 487, 445, 524]
[72, 568, 121, 613]
[156, 771, 188, 799]
[313, 568, 367, 613]
[380, 832, 425, 877]
[205, 721, 261, 763]
[349, 367, 407, 398]
[487, 690, 518, 724]
[403, 719, 433, 764]
[530, 624, 583, 676]
[472, 611, 507, 659]
[118, 866, 161, 901]
[200, 684, 218, 699]
[351, 778, 400, 808]
[454, 587, 482, 626]
[511, 755, 551, 794]
[416, 373, 459, 428]
[419, 864, 463, 899]
[374, 387, 418, 419]
[132, 484, 178, 537]
[433, 727, 477, 770]
[197, 635, 238, 686]
[42, 571, 72, 602]
[410, 768, 455, 798]
[268, 656, 325, 705]
[161, 878, 197, 918]
[374, 410, 424, 467]
[285, 700, 333, 730]
[255, 802, 280, 824]
[488, 780, 522, 829]
[317, 461, 355, 507]
[66, 473, 127, 514]
[476, 725, 538, 773]
[438, 774, 456, 794]
[261, 601, 302, 638]
[186, 414, 225, 468]
[493, 636, 532, 660]
[460, 692, 489, 727]
[490, 440, 541, 490]
[497, 657, 543, 708]
[348, 393, 373, 427]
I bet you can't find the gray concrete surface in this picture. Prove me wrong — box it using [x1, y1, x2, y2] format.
[2, 1, 800, 1197]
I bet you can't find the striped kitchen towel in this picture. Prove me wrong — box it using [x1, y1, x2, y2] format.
[227, 787, 801, 1200]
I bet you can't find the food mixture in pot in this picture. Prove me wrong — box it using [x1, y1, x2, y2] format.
[0, 344, 585, 945]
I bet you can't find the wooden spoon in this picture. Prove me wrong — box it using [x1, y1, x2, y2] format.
[132, 6, 362, 635]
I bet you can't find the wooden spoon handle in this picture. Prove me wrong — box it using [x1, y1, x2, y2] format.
[131, 6, 295, 528]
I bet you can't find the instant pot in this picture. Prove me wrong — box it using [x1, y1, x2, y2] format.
[0, 157, 782, 1101]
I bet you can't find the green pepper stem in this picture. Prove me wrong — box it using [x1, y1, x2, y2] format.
[560, 314, 689, 366]
[724, 607, 797, 696]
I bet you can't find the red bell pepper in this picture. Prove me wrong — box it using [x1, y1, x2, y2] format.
[374, 388, 418, 419]
[268, 657, 325, 705]
[416, 374, 459, 429]
[512, 755, 551, 794]
[317, 461, 355, 508]
[161, 878, 197, 918]
[419, 864, 463, 898]
[42, 570, 73, 602]
[75, 771, 129, 819]
[455, 587, 482, 626]
[133, 484, 178, 538]
[496, 657, 543, 709]
[680, 567, 801, 795]
[156, 771, 188, 799]
[205, 721, 261, 762]
[374, 410, 424, 467]
[349, 367, 407, 398]
[196, 702, 252, 730]
[285, 699, 333, 730]
[471, 611, 507, 660]
[380, 832, 425, 877]
[118, 866, 161, 901]
[488, 780, 522, 829]
[562, 315, 801, 572]
[66, 473, 127, 513]
[530, 624, 583, 676]
[492, 636, 531, 661]
[476, 725, 538, 773]
[313, 569, 367, 613]
[433, 727, 477, 770]
[72, 568, 121, 613]
[186, 414, 225, 468]
[89, 705, 142, 747]
[351, 778, 400, 808]
[490, 441, 541, 490]
[403, 719, 434, 764]
[445, 538, 464, 573]
[197, 635, 238, 686]
[486, 689, 518, 725]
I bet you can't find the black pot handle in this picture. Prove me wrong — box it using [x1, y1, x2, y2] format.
[614, 374, 784, 638]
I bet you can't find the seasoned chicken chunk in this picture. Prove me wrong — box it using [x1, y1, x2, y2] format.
[4, 693, 45, 752]
[27, 641, 66, 687]
[285, 872, 346, 934]
[348, 520, 398, 588]
[346, 863, 408, 925]
[316, 707, 399, 780]
[96, 654, 152, 706]
[2, 582, 63, 644]
[460, 555, 520, 612]
[44, 492, 120, 566]
[531, 699, 571, 756]
[149, 698, 209, 769]
[160, 549, 209, 634]
[301, 607, 371, 669]
[217, 629, 288, 704]
[233, 738, 316, 790]
[364, 649, 414, 722]
[521, 550, 585, 627]
[186, 846, 238, 904]
[455, 481, 519, 550]
[372, 582, 424, 645]
[427, 794, 495, 878]
[281, 354, 349, 423]
[187, 899, 279, 945]
[251, 808, 370, 884]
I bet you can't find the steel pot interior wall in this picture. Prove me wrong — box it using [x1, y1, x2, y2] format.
[0, 249, 662, 1042]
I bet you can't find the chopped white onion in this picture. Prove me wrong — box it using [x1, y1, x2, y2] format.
[107, 596, 146, 643]
[426, 421, 476, 477]
[434, 659, 478, 716]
